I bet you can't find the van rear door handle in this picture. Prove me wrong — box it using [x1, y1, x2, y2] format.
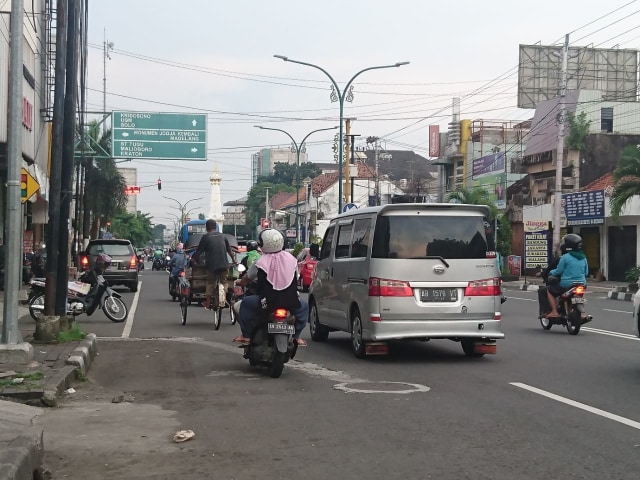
[347, 277, 367, 284]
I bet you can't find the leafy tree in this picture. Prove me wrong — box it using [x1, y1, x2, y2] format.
[81, 122, 127, 239]
[565, 112, 592, 151]
[110, 210, 153, 247]
[610, 145, 640, 222]
[446, 188, 511, 255]
[259, 162, 321, 186]
[243, 182, 295, 231]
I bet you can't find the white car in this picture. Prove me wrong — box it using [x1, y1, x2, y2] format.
[633, 289, 640, 338]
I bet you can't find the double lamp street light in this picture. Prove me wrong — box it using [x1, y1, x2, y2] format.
[255, 125, 338, 244]
[273, 55, 410, 214]
[163, 196, 203, 242]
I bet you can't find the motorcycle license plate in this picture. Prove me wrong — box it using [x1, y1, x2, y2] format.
[571, 297, 584, 304]
[268, 323, 295, 334]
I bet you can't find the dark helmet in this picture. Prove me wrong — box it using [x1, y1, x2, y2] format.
[560, 242, 567, 255]
[246, 240, 259, 252]
[562, 233, 583, 252]
[95, 253, 112, 272]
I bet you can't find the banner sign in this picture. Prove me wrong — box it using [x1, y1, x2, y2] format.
[428, 125, 440, 157]
[562, 190, 605, 226]
[473, 152, 504, 178]
[524, 219, 550, 270]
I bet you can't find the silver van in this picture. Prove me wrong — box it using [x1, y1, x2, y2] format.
[308, 203, 505, 358]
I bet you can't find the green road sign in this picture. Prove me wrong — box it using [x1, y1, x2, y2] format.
[112, 111, 207, 160]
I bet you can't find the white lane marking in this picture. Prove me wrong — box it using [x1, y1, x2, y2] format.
[121, 281, 141, 339]
[581, 327, 639, 340]
[511, 382, 640, 431]
[602, 308, 632, 314]
[504, 296, 536, 302]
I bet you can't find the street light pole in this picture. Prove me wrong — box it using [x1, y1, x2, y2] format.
[255, 125, 338, 243]
[163, 196, 203, 242]
[273, 55, 409, 214]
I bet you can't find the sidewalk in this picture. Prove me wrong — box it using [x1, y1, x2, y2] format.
[0, 288, 98, 480]
[501, 277, 635, 301]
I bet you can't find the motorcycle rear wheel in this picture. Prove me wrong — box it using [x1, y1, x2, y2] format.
[180, 296, 188, 325]
[267, 351, 286, 378]
[29, 293, 45, 321]
[103, 296, 128, 322]
[212, 307, 222, 330]
[566, 305, 583, 335]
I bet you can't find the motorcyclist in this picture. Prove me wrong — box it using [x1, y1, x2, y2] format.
[234, 228, 308, 346]
[537, 242, 566, 316]
[80, 253, 112, 286]
[168, 243, 188, 292]
[545, 234, 589, 318]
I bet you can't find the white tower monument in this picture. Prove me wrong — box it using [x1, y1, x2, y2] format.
[208, 162, 225, 230]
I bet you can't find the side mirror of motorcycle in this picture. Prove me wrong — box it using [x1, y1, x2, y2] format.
[237, 264, 246, 273]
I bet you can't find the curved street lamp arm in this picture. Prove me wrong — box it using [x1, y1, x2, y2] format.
[300, 125, 339, 147]
[344, 63, 410, 95]
[273, 55, 341, 99]
[254, 125, 298, 152]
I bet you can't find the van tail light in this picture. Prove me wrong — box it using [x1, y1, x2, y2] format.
[368, 277, 413, 297]
[129, 255, 138, 269]
[80, 255, 89, 271]
[464, 278, 501, 296]
[274, 308, 288, 321]
[574, 285, 585, 295]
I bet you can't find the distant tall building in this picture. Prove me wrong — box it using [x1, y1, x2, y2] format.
[118, 167, 138, 214]
[251, 148, 308, 186]
[208, 162, 224, 230]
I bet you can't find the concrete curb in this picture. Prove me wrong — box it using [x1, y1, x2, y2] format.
[607, 291, 634, 301]
[0, 435, 44, 480]
[41, 333, 98, 408]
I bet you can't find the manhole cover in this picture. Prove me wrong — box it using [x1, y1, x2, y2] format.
[333, 381, 430, 394]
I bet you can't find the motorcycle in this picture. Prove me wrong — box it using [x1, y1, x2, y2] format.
[538, 281, 593, 335]
[28, 271, 128, 323]
[242, 307, 299, 378]
[152, 257, 163, 271]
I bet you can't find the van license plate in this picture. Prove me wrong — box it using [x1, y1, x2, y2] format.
[571, 297, 584, 304]
[421, 288, 458, 302]
[268, 323, 295, 334]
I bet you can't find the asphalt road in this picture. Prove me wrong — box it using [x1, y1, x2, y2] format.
[36, 266, 640, 479]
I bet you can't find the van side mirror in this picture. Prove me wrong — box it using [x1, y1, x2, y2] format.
[309, 243, 320, 259]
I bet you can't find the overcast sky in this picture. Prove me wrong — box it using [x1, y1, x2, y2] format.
[86, 0, 640, 223]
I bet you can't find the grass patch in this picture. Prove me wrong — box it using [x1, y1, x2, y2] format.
[57, 323, 86, 343]
[0, 371, 44, 389]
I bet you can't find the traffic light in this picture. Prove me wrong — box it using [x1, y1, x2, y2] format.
[157, 178, 162, 190]
[125, 186, 141, 194]
[21, 172, 27, 198]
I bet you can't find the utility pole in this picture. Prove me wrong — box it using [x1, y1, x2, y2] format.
[44, 0, 68, 317]
[56, 0, 80, 314]
[552, 34, 569, 257]
[264, 186, 270, 224]
[102, 30, 113, 134]
[349, 133, 360, 204]
[1, 0, 26, 346]
[344, 119, 352, 205]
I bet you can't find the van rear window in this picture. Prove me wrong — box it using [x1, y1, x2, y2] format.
[371, 215, 493, 259]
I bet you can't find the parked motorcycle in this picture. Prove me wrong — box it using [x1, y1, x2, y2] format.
[538, 281, 593, 335]
[28, 270, 128, 323]
[242, 307, 299, 378]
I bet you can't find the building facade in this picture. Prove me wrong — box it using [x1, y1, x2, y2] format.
[251, 148, 308, 186]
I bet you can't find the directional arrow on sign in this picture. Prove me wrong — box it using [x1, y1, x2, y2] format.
[190, 147, 198, 153]
[122, 132, 129, 137]
[192, 119, 197, 127]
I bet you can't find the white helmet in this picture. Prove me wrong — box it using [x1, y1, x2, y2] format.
[258, 228, 284, 254]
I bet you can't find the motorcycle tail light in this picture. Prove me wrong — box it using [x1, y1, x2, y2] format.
[80, 255, 89, 271]
[574, 285, 585, 295]
[129, 255, 137, 269]
[274, 308, 288, 320]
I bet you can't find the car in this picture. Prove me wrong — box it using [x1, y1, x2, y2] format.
[308, 203, 505, 358]
[296, 247, 317, 292]
[632, 289, 640, 338]
[79, 239, 139, 292]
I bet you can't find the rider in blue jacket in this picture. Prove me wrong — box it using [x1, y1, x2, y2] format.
[546, 234, 589, 318]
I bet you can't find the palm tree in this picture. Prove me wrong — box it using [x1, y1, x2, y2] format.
[446, 187, 498, 218]
[609, 145, 640, 222]
[81, 123, 127, 239]
[447, 187, 511, 257]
